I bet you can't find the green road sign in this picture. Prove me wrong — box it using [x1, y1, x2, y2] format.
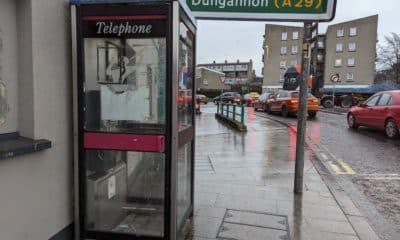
[185, 0, 336, 21]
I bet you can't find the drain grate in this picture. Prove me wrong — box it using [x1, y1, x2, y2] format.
[217, 209, 290, 240]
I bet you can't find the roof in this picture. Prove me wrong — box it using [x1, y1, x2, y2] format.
[327, 15, 378, 29]
[196, 67, 225, 76]
[198, 61, 252, 66]
[265, 24, 303, 29]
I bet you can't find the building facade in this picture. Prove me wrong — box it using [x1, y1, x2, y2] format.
[263, 25, 304, 90]
[324, 15, 378, 86]
[262, 15, 378, 91]
[198, 60, 254, 85]
[196, 67, 230, 92]
[0, 1, 73, 239]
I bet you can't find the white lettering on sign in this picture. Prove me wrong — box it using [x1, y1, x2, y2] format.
[192, 0, 269, 9]
[96, 22, 152, 36]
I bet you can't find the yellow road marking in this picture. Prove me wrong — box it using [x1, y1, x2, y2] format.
[320, 145, 356, 175]
[329, 161, 344, 174]
[328, 159, 356, 175]
[338, 159, 355, 175]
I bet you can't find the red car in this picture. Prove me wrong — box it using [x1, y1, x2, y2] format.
[254, 93, 275, 112]
[347, 90, 400, 138]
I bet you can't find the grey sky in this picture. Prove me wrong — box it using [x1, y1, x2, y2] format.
[196, 0, 399, 76]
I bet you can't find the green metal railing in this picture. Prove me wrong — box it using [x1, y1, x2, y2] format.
[216, 103, 245, 124]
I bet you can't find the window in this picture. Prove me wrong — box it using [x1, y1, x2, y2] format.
[293, 31, 299, 40]
[291, 45, 298, 54]
[83, 38, 166, 133]
[317, 54, 324, 62]
[177, 143, 192, 229]
[281, 32, 288, 41]
[350, 27, 357, 36]
[377, 94, 392, 106]
[259, 93, 267, 102]
[335, 59, 342, 67]
[347, 58, 355, 67]
[336, 43, 343, 52]
[280, 46, 287, 55]
[366, 95, 380, 107]
[280, 60, 287, 69]
[178, 22, 194, 131]
[279, 72, 285, 82]
[318, 41, 324, 48]
[349, 42, 357, 52]
[290, 60, 298, 66]
[277, 91, 288, 98]
[203, 79, 208, 85]
[291, 92, 315, 98]
[337, 29, 344, 37]
[346, 73, 354, 81]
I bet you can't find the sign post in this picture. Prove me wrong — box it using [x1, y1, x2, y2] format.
[294, 22, 317, 194]
[330, 73, 340, 108]
[186, 0, 337, 21]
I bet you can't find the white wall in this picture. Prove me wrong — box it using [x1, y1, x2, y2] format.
[0, 0, 19, 134]
[0, 0, 73, 239]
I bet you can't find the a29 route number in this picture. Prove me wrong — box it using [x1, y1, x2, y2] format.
[275, 0, 323, 9]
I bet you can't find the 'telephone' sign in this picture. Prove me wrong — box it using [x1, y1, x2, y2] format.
[186, 0, 336, 21]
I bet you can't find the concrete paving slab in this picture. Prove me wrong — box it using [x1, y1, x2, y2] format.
[189, 216, 221, 239]
[224, 209, 288, 231]
[218, 222, 289, 240]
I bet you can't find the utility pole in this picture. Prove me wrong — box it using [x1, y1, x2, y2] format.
[294, 22, 317, 194]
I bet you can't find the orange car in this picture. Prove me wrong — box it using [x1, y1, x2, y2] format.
[266, 90, 319, 118]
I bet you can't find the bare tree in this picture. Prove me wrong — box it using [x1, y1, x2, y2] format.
[378, 33, 400, 84]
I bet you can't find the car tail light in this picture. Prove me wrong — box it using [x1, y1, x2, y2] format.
[289, 100, 299, 105]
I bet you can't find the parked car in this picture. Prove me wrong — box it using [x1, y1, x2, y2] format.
[267, 90, 319, 118]
[196, 94, 209, 104]
[254, 93, 275, 112]
[242, 92, 260, 106]
[347, 90, 400, 138]
[213, 92, 242, 104]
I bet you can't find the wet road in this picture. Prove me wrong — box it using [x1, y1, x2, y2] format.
[253, 107, 400, 240]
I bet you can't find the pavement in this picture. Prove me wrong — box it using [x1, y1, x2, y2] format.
[256, 106, 400, 240]
[184, 105, 380, 240]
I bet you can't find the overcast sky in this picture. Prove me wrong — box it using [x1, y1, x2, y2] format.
[196, 0, 399, 76]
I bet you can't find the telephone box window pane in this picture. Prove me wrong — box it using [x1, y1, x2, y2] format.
[84, 150, 165, 237]
[84, 38, 166, 134]
[176, 143, 192, 229]
[178, 23, 194, 131]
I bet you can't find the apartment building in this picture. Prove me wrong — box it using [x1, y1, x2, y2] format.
[198, 60, 254, 85]
[324, 15, 378, 86]
[263, 25, 304, 90]
[262, 15, 378, 90]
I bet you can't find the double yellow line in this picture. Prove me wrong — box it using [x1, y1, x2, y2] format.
[328, 160, 355, 175]
[320, 145, 356, 175]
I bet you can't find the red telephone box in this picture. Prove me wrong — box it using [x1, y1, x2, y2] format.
[71, 1, 196, 239]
